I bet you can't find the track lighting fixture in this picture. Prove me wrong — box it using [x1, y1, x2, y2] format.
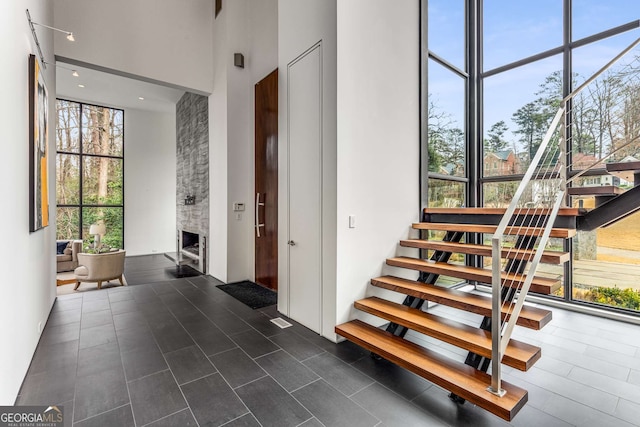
[29, 14, 75, 41]
[43, 61, 79, 77]
[26, 9, 76, 68]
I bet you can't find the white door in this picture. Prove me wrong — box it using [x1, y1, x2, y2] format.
[287, 44, 322, 333]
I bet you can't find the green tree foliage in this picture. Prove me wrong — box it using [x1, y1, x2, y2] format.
[511, 71, 564, 164]
[484, 120, 508, 153]
[427, 143, 443, 173]
[581, 286, 640, 310]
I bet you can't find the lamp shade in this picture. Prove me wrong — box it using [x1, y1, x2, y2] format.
[89, 223, 106, 235]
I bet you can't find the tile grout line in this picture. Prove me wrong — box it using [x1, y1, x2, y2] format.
[152, 280, 239, 427]
[112, 294, 140, 427]
[151, 279, 206, 427]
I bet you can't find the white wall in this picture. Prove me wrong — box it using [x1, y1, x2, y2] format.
[225, 0, 253, 283]
[0, 0, 57, 404]
[279, 0, 338, 338]
[209, 0, 278, 283]
[124, 108, 176, 256]
[53, 0, 214, 94]
[209, 9, 229, 282]
[335, 1, 420, 332]
[277, 0, 420, 341]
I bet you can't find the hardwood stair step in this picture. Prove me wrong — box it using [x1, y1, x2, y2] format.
[413, 222, 576, 238]
[387, 257, 561, 295]
[335, 320, 528, 421]
[370, 275, 552, 329]
[423, 207, 580, 216]
[567, 185, 624, 196]
[400, 239, 570, 264]
[606, 160, 640, 173]
[355, 297, 541, 371]
[606, 160, 640, 185]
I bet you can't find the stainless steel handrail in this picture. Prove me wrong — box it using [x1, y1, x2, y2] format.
[488, 36, 640, 397]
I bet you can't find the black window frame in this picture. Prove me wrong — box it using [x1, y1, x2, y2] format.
[55, 98, 125, 248]
[421, 0, 640, 314]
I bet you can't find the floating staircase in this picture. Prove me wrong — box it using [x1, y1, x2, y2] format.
[336, 207, 579, 421]
[335, 37, 640, 421]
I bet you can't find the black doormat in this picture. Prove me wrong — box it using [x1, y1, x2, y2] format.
[216, 280, 277, 309]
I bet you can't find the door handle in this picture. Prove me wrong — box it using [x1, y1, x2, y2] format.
[255, 193, 265, 238]
[287, 240, 296, 246]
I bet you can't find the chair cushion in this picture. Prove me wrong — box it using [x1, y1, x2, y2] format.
[74, 265, 89, 277]
[57, 254, 72, 262]
[56, 241, 69, 254]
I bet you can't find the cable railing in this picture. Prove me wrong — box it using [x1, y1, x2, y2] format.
[488, 36, 640, 396]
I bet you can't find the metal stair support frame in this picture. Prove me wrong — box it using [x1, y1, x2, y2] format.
[385, 226, 464, 337]
[576, 184, 640, 230]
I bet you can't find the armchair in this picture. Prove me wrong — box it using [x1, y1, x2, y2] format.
[74, 250, 126, 290]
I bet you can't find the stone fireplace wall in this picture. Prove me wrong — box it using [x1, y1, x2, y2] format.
[176, 92, 209, 245]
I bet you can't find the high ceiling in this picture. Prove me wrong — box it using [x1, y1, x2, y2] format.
[55, 61, 185, 113]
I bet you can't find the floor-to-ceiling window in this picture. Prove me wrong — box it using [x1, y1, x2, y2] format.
[56, 99, 124, 248]
[423, 0, 640, 312]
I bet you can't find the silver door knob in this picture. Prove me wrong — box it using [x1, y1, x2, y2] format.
[287, 240, 296, 246]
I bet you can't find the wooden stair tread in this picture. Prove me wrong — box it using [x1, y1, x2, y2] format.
[387, 257, 561, 295]
[355, 297, 541, 371]
[335, 320, 528, 421]
[605, 160, 640, 173]
[423, 207, 579, 216]
[567, 185, 624, 196]
[413, 222, 576, 238]
[400, 239, 570, 265]
[606, 161, 640, 184]
[371, 275, 552, 330]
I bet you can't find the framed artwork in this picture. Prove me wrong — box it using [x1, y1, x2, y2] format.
[29, 54, 49, 232]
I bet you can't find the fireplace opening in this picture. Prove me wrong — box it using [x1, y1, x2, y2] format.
[181, 230, 200, 259]
[171, 229, 206, 274]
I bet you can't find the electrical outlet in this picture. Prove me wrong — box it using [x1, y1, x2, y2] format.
[236, 213, 242, 220]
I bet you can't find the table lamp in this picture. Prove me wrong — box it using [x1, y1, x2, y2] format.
[89, 223, 106, 249]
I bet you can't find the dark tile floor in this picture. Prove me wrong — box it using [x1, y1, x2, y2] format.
[16, 254, 640, 426]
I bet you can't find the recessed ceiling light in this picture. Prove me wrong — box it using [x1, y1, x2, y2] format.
[78, 84, 85, 88]
[138, 97, 144, 100]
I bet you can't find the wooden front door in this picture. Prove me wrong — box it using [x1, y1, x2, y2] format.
[255, 69, 278, 290]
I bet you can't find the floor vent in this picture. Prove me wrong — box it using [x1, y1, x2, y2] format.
[270, 317, 293, 329]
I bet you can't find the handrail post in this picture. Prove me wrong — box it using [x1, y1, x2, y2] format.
[488, 235, 505, 397]
[560, 104, 568, 207]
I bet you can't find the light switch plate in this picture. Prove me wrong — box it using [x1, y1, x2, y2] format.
[349, 215, 356, 228]
[233, 202, 245, 211]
